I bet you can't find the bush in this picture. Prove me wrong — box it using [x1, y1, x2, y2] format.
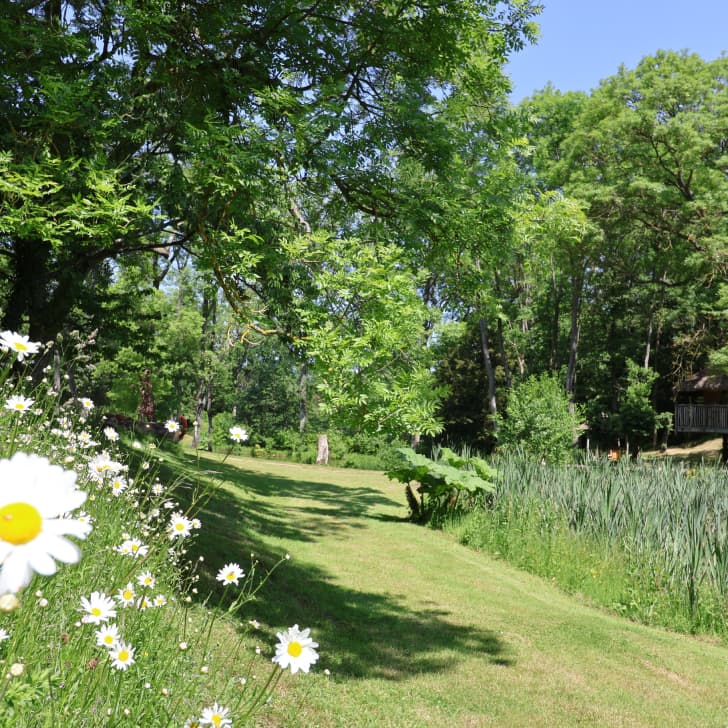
[496, 372, 583, 464]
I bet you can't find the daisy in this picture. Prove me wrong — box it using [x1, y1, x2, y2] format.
[87, 453, 122, 481]
[0, 628, 10, 642]
[153, 594, 167, 607]
[136, 571, 155, 589]
[167, 513, 192, 540]
[0, 331, 40, 362]
[164, 419, 179, 433]
[109, 641, 135, 671]
[5, 395, 34, 414]
[216, 563, 244, 586]
[137, 595, 152, 611]
[0, 453, 89, 594]
[95, 623, 121, 649]
[151, 483, 164, 496]
[200, 702, 232, 727]
[110, 475, 127, 497]
[103, 427, 119, 442]
[115, 538, 148, 558]
[272, 625, 319, 674]
[116, 583, 136, 608]
[229, 426, 248, 442]
[191, 518, 202, 530]
[183, 719, 201, 728]
[78, 397, 94, 410]
[80, 592, 117, 624]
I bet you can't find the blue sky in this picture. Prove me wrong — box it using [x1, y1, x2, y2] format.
[506, 0, 728, 102]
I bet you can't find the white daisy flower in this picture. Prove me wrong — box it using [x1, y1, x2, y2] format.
[272, 624, 319, 674]
[95, 623, 121, 649]
[137, 595, 152, 611]
[103, 427, 119, 442]
[78, 397, 94, 410]
[0, 331, 40, 362]
[216, 563, 245, 586]
[0, 628, 10, 642]
[229, 426, 248, 442]
[200, 702, 232, 727]
[0, 453, 89, 594]
[136, 571, 155, 588]
[153, 594, 167, 607]
[110, 475, 128, 497]
[109, 641, 135, 670]
[116, 583, 136, 608]
[114, 538, 148, 558]
[167, 513, 192, 540]
[5, 395, 34, 414]
[80, 591, 117, 624]
[87, 453, 122, 482]
[164, 419, 179, 433]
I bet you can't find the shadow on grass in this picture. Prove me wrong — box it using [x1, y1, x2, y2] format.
[161, 450, 513, 680]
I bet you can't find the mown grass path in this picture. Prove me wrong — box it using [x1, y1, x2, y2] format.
[186, 452, 728, 727]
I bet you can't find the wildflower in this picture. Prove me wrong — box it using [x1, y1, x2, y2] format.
[109, 641, 135, 671]
[76, 431, 97, 448]
[103, 427, 119, 442]
[183, 719, 201, 728]
[88, 453, 122, 481]
[110, 475, 127, 496]
[153, 594, 167, 607]
[137, 595, 152, 611]
[0, 453, 89, 594]
[5, 395, 34, 414]
[164, 419, 179, 433]
[200, 702, 232, 727]
[191, 518, 202, 529]
[78, 397, 94, 410]
[229, 426, 248, 442]
[179, 641, 188, 650]
[0, 628, 10, 642]
[80, 592, 117, 624]
[136, 571, 155, 589]
[272, 625, 319, 674]
[116, 583, 136, 608]
[216, 563, 244, 586]
[115, 538, 148, 558]
[8, 662, 24, 677]
[0, 331, 40, 362]
[168, 513, 192, 540]
[151, 483, 164, 496]
[95, 623, 121, 649]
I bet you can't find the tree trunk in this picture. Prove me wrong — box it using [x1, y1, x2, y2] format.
[550, 256, 562, 371]
[565, 275, 583, 407]
[496, 317, 512, 389]
[478, 318, 497, 430]
[299, 361, 308, 433]
[316, 434, 329, 465]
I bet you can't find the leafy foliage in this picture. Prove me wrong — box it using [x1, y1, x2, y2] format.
[387, 447, 496, 522]
[496, 372, 583, 463]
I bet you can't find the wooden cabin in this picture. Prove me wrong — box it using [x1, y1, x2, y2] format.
[674, 372, 728, 462]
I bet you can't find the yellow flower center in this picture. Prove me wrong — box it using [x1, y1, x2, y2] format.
[0, 502, 42, 544]
[117, 649, 129, 662]
[287, 641, 303, 658]
[175, 523, 184, 530]
[91, 607, 102, 616]
[131, 543, 139, 552]
[14, 342, 28, 352]
[122, 590, 133, 600]
[212, 716, 222, 727]
[14, 403, 26, 410]
[104, 635, 114, 644]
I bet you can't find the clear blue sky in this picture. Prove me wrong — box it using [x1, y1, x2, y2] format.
[506, 0, 728, 103]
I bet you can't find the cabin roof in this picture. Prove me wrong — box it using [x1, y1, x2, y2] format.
[677, 371, 728, 393]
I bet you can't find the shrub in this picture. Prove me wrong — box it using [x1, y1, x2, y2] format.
[496, 372, 583, 464]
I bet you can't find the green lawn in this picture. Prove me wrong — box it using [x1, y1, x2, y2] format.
[176, 450, 728, 727]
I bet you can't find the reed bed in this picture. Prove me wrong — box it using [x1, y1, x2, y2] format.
[452, 453, 728, 636]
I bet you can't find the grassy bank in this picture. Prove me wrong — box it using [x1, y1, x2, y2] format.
[164, 449, 728, 727]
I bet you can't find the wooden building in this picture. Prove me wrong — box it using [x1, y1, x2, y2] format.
[674, 371, 728, 462]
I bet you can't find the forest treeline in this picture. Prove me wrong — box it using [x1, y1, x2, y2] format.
[1, 2, 726, 454]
